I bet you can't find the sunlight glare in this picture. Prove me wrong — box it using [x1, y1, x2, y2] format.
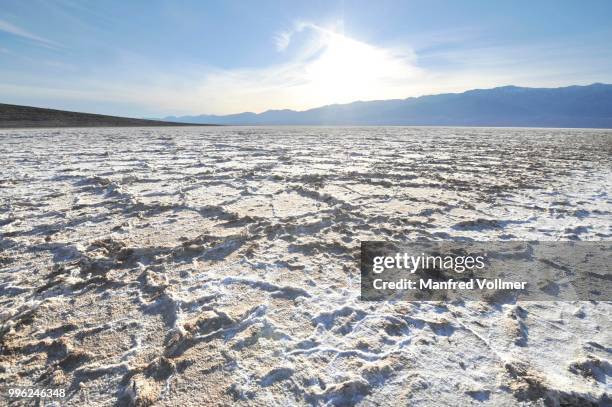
[304, 30, 419, 104]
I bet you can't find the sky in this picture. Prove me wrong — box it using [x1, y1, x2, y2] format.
[1, 0, 612, 117]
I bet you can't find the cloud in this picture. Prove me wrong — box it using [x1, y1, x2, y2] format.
[0, 19, 61, 48]
[180, 22, 426, 113]
[274, 30, 292, 52]
[273, 21, 311, 52]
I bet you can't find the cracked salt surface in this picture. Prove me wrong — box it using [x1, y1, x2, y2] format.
[0, 126, 610, 406]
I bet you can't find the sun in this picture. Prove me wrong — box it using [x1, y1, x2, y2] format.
[303, 30, 418, 104]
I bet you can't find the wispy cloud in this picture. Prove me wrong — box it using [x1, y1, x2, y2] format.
[0, 19, 61, 49]
[274, 30, 292, 52]
[273, 21, 311, 52]
[186, 22, 426, 113]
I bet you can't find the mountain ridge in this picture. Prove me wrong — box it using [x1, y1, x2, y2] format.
[163, 83, 612, 128]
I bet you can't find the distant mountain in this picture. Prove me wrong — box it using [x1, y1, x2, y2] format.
[164, 83, 612, 128]
[0, 103, 211, 128]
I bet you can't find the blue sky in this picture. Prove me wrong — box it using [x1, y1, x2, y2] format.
[1, 0, 612, 117]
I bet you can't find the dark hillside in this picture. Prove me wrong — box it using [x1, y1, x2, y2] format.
[0, 103, 210, 128]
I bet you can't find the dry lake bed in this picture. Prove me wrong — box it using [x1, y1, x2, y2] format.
[0, 127, 610, 406]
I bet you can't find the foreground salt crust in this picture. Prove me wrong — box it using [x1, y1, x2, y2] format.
[0, 127, 610, 406]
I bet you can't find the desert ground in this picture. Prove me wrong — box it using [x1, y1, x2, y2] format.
[0, 126, 610, 406]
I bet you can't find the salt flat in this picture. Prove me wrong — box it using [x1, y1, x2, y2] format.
[0, 127, 610, 406]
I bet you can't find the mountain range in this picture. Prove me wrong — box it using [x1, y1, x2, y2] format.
[163, 83, 612, 128]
